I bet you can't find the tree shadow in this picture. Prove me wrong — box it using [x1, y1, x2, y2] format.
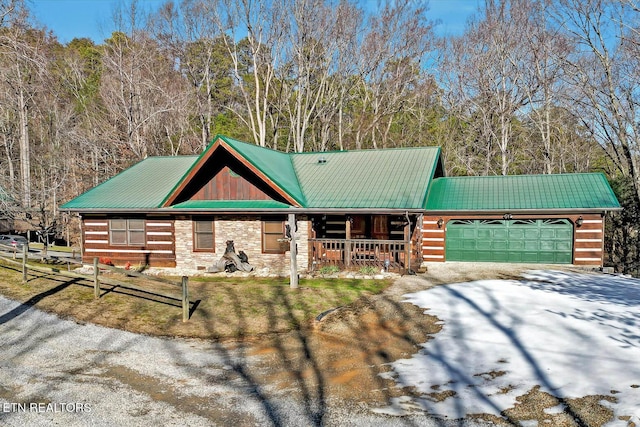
[0, 278, 78, 325]
[3, 264, 627, 426]
[378, 270, 639, 426]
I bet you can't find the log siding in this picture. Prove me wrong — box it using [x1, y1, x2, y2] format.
[82, 217, 176, 267]
[422, 213, 606, 266]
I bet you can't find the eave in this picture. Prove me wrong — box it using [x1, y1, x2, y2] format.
[424, 207, 622, 215]
[61, 206, 621, 216]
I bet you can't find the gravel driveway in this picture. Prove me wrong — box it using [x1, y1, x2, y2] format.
[0, 267, 506, 427]
[0, 263, 588, 426]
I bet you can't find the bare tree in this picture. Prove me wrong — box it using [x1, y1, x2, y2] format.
[279, 0, 342, 152]
[514, 0, 573, 174]
[151, 0, 234, 152]
[552, 0, 640, 200]
[100, 0, 184, 160]
[349, 0, 434, 150]
[207, 0, 288, 147]
[0, 2, 46, 207]
[0, 0, 18, 25]
[440, 0, 533, 175]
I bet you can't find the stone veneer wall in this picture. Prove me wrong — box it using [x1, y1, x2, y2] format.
[174, 216, 309, 275]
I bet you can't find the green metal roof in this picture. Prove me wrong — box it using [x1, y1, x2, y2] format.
[61, 135, 620, 213]
[219, 136, 306, 206]
[291, 147, 442, 209]
[171, 200, 291, 210]
[60, 156, 198, 209]
[425, 173, 621, 211]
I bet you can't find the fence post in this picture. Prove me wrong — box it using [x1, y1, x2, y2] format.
[182, 276, 189, 322]
[22, 245, 27, 282]
[93, 257, 100, 299]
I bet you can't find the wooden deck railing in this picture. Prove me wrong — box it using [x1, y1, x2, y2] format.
[309, 238, 410, 273]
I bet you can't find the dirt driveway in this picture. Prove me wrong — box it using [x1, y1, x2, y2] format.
[0, 263, 595, 426]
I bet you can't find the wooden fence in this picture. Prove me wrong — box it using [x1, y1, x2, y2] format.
[0, 246, 192, 322]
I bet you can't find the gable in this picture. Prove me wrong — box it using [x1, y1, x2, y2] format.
[162, 136, 305, 207]
[191, 166, 272, 201]
[164, 147, 293, 205]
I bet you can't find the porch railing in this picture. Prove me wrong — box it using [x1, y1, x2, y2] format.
[309, 238, 410, 273]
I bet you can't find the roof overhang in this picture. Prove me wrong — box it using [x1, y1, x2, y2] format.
[62, 207, 427, 215]
[62, 207, 623, 216]
[424, 207, 622, 215]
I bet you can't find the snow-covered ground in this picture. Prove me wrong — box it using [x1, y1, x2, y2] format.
[377, 269, 640, 425]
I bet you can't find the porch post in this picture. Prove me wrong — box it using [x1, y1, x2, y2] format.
[404, 212, 411, 274]
[345, 216, 351, 267]
[288, 213, 298, 289]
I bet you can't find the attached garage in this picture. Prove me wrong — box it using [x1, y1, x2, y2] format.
[445, 219, 573, 263]
[423, 173, 622, 266]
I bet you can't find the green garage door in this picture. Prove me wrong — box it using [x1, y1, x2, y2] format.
[446, 219, 573, 263]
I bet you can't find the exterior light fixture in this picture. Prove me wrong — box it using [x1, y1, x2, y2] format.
[576, 216, 583, 227]
[503, 213, 513, 220]
[437, 218, 444, 228]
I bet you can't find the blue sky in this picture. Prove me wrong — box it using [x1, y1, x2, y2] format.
[30, 0, 478, 44]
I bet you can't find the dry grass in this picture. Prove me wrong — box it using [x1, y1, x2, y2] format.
[0, 259, 390, 340]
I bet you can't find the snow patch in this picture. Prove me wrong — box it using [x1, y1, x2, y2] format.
[382, 270, 640, 425]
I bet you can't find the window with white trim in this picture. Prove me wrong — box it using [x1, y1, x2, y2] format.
[109, 219, 145, 246]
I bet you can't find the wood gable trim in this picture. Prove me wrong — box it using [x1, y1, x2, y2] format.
[220, 140, 302, 207]
[161, 137, 301, 208]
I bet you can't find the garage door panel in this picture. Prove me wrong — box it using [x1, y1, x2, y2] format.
[447, 228, 465, 239]
[507, 252, 523, 262]
[538, 252, 556, 263]
[462, 229, 477, 239]
[477, 229, 492, 238]
[493, 229, 508, 239]
[556, 253, 573, 263]
[540, 240, 555, 250]
[508, 229, 525, 239]
[446, 219, 572, 264]
[525, 229, 540, 239]
[508, 240, 524, 250]
[492, 240, 508, 250]
[540, 229, 557, 239]
[462, 240, 476, 250]
[522, 252, 540, 262]
[447, 240, 462, 250]
[556, 229, 573, 239]
[477, 251, 494, 261]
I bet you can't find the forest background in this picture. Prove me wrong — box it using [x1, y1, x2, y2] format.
[0, 0, 638, 275]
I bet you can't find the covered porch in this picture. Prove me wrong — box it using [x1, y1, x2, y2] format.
[308, 214, 422, 274]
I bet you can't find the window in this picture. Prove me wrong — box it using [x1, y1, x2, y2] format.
[193, 220, 215, 251]
[109, 219, 145, 246]
[262, 220, 286, 253]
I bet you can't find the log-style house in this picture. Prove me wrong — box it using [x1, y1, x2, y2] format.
[61, 135, 621, 275]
